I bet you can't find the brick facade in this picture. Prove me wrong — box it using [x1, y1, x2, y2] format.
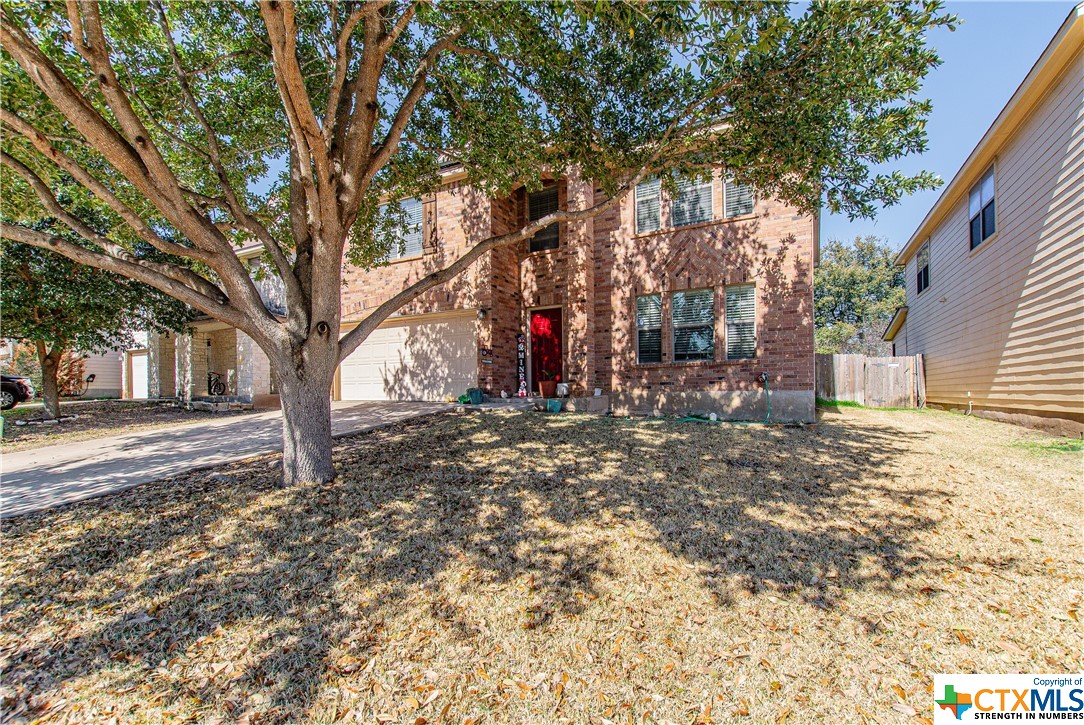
[149, 169, 816, 419]
[329, 168, 815, 419]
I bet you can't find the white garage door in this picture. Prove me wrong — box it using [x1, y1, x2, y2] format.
[339, 312, 478, 401]
[129, 351, 149, 398]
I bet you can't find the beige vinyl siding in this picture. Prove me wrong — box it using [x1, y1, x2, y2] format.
[904, 47, 1084, 419]
[81, 351, 125, 398]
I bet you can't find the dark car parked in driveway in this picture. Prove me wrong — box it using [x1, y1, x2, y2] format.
[1, 375, 35, 410]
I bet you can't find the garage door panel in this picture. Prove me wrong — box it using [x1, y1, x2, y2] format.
[340, 314, 477, 401]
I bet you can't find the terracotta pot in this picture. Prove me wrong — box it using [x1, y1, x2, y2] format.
[538, 380, 557, 398]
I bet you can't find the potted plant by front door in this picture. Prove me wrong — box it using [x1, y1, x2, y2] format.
[537, 370, 558, 398]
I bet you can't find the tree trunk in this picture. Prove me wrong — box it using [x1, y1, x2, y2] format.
[273, 354, 338, 486]
[36, 342, 62, 420]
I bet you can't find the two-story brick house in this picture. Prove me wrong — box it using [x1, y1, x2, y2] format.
[148, 166, 817, 422]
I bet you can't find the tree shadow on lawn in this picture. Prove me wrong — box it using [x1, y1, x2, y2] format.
[2, 410, 950, 720]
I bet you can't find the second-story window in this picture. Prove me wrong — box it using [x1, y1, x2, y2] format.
[528, 186, 559, 252]
[634, 177, 661, 234]
[385, 197, 423, 260]
[672, 288, 715, 361]
[969, 166, 996, 249]
[724, 180, 755, 217]
[917, 240, 930, 294]
[672, 176, 713, 227]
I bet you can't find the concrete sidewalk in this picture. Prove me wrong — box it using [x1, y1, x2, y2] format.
[0, 401, 447, 518]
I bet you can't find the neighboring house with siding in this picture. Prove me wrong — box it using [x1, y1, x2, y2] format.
[148, 167, 817, 421]
[885, 3, 1084, 435]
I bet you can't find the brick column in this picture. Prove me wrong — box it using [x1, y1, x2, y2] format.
[564, 166, 596, 395]
[174, 333, 193, 401]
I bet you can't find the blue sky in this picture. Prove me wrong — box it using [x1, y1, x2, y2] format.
[820, 1, 1077, 251]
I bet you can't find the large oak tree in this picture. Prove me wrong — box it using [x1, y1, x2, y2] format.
[0, 0, 953, 484]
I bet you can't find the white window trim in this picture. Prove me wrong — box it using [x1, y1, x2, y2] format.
[671, 287, 716, 362]
[723, 179, 756, 218]
[916, 240, 930, 295]
[671, 176, 715, 228]
[635, 293, 663, 364]
[724, 284, 757, 361]
[634, 177, 661, 235]
[968, 163, 997, 251]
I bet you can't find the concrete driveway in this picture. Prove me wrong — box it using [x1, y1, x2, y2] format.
[0, 400, 448, 519]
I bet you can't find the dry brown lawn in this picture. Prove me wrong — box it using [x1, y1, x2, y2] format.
[1, 407, 1080, 724]
[1, 401, 255, 452]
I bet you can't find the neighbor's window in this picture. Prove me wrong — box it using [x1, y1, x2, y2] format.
[671, 288, 715, 361]
[385, 197, 423, 260]
[725, 284, 756, 359]
[636, 294, 663, 364]
[635, 177, 661, 234]
[969, 166, 996, 249]
[528, 185, 560, 253]
[724, 180, 755, 217]
[917, 241, 930, 294]
[672, 176, 713, 227]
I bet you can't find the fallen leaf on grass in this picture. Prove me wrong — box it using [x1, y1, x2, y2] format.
[996, 639, 1027, 656]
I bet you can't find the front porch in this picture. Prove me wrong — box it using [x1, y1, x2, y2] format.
[148, 323, 276, 406]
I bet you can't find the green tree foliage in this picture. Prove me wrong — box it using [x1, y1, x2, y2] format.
[814, 235, 906, 355]
[0, 1, 954, 482]
[1, 240, 191, 418]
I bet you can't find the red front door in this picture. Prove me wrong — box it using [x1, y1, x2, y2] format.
[530, 309, 562, 387]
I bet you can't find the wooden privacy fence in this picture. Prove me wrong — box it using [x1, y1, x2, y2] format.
[815, 354, 926, 408]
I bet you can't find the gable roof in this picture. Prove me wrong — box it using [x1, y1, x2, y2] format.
[895, 2, 1084, 267]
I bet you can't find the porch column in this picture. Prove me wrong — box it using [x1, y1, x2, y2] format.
[236, 331, 271, 404]
[147, 331, 162, 399]
[174, 333, 193, 402]
[565, 165, 596, 395]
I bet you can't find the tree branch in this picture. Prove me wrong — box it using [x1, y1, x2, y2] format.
[1, 151, 228, 304]
[1, 222, 255, 329]
[361, 29, 462, 190]
[153, 0, 304, 312]
[0, 108, 212, 264]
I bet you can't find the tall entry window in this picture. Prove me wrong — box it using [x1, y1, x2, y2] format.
[528, 186, 560, 252]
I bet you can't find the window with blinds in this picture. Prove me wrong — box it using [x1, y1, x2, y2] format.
[916, 241, 930, 294]
[383, 197, 424, 261]
[671, 288, 714, 361]
[968, 166, 995, 249]
[724, 181, 754, 217]
[725, 285, 756, 360]
[672, 176, 713, 227]
[528, 186, 560, 252]
[635, 177, 661, 234]
[636, 294, 662, 364]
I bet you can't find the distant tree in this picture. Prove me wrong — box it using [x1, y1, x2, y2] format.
[1, 241, 192, 419]
[0, 341, 86, 398]
[814, 235, 905, 355]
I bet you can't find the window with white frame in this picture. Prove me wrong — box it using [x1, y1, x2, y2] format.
[725, 285, 756, 359]
[635, 177, 661, 234]
[636, 294, 662, 364]
[671, 288, 715, 361]
[382, 197, 423, 260]
[724, 180, 754, 217]
[969, 166, 996, 249]
[916, 241, 930, 294]
[672, 176, 713, 227]
[528, 185, 560, 252]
